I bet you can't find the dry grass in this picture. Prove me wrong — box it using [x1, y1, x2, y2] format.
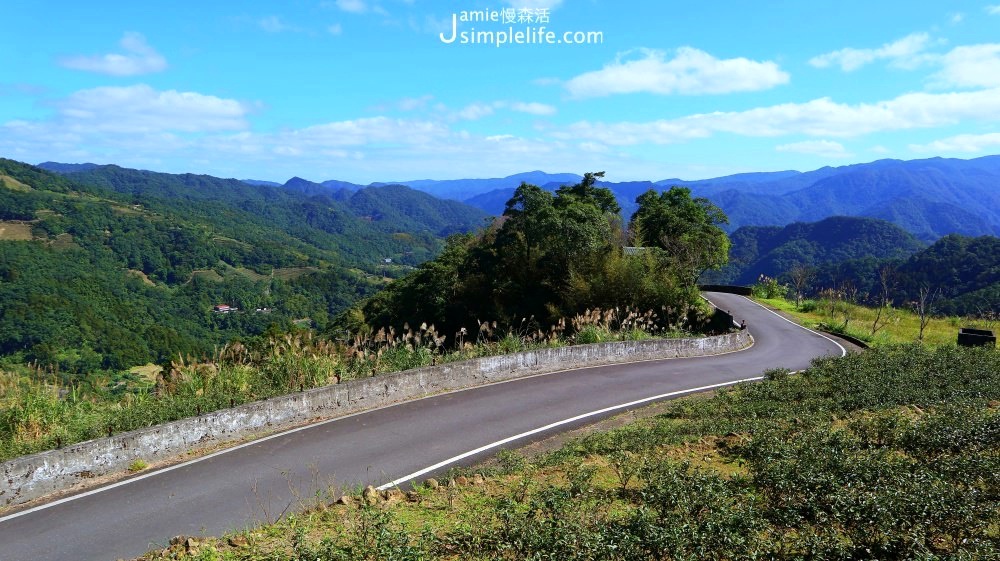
[127, 269, 156, 286]
[0, 174, 32, 192]
[272, 267, 320, 280]
[129, 363, 163, 384]
[190, 269, 224, 282]
[49, 233, 79, 250]
[0, 221, 33, 241]
[212, 236, 254, 250]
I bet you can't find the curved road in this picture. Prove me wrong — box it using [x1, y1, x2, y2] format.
[0, 293, 843, 561]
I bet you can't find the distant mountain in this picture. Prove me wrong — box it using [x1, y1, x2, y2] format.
[321, 179, 364, 192]
[683, 157, 1000, 240]
[37, 161, 100, 174]
[375, 171, 583, 200]
[277, 177, 365, 199]
[657, 169, 806, 194]
[44, 163, 486, 268]
[705, 216, 926, 285]
[345, 184, 488, 236]
[463, 179, 657, 217]
[281, 176, 337, 197]
[44, 155, 1000, 242]
[463, 188, 518, 215]
[242, 179, 282, 188]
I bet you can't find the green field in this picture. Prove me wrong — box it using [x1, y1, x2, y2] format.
[755, 296, 993, 347]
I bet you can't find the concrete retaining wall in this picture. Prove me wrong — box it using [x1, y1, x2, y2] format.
[1, 331, 751, 508]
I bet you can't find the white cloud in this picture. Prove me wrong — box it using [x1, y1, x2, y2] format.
[987, 5, 1000, 15]
[775, 140, 852, 158]
[327, 23, 343, 35]
[560, 87, 1000, 145]
[397, 95, 434, 111]
[809, 32, 932, 71]
[59, 32, 167, 76]
[564, 47, 789, 98]
[57, 84, 250, 133]
[510, 102, 557, 116]
[258, 16, 298, 33]
[455, 102, 496, 120]
[447, 100, 557, 120]
[273, 117, 448, 147]
[930, 44, 1000, 88]
[909, 132, 1000, 153]
[335, 0, 368, 13]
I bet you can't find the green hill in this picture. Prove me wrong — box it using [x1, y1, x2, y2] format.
[0, 159, 485, 375]
[708, 216, 925, 285]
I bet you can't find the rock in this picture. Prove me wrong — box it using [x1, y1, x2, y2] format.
[424, 478, 439, 490]
[383, 488, 404, 503]
[228, 535, 248, 547]
[362, 485, 380, 505]
[406, 490, 421, 502]
[454, 475, 469, 486]
[185, 537, 200, 553]
[169, 536, 187, 547]
[335, 495, 354, 506]
[472, 474, 485, 486]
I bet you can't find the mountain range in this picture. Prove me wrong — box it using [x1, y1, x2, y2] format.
[331, 156, 1000, 242]
[46, 155, 1000, 242]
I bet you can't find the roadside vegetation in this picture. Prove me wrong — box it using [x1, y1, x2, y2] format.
[750, 274, 997, 347]
[0, 170, 737, 463]
[133, 343, 1000, 560]
[0, 305, 706, 462]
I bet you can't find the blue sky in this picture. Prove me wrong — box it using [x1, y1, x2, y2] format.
[2, 1, 1000, 183]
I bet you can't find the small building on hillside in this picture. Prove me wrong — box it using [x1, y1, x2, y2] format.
[213, 304, 234, 313]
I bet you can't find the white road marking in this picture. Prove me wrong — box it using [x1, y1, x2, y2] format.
[733, 294, 847, 357]
[377, 376, 764, 490]
[375, 293, 846, 492]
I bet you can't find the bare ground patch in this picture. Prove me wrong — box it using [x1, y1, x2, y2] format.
[0, 221, 33, 240]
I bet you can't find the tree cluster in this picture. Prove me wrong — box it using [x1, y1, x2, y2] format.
[360, 174, 730, 338]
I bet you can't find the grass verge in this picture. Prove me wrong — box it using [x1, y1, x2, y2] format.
[133, 344, 1000, 560]
[755, 295, 992, 347]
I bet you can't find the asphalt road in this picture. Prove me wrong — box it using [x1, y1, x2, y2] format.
[0, 293, 844, 561]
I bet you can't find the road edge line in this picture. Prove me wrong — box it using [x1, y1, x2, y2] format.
[376, 376, 765, 491]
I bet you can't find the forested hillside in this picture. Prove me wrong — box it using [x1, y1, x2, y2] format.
[702, 211, 997, 316]
[0, 159, 485, 375]
[706, 216, 925, 285]
[811, 234, 1000, 316]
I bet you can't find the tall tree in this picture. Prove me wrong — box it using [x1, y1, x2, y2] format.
[554, 171, 620, 215]
[630, 187, 730, 283]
